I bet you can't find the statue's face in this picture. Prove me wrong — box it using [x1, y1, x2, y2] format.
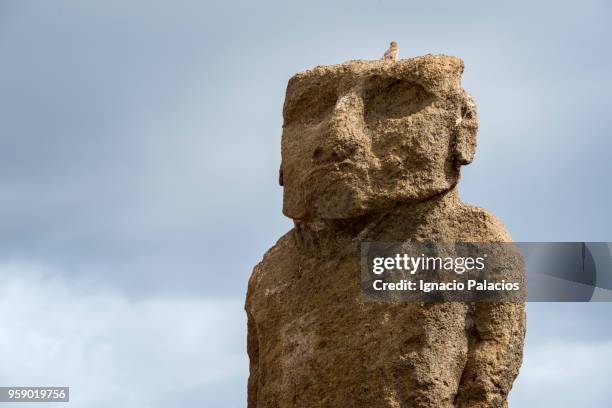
[281, 57, 476, 220]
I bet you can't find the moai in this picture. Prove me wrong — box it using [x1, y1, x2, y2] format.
[246, 55, 525, 408]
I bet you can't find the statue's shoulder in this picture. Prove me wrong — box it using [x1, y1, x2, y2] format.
[454, 203, 512, 242]
[246, 229, 298, 308]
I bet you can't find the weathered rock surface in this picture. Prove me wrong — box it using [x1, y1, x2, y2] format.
[246, 55, 525, 407]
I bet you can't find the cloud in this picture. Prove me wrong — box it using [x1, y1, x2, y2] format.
[511, 339, 612, 407]
[0, 262, 247, 408]
[508, 302, 612, 406]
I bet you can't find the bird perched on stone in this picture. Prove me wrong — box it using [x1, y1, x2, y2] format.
[381, 41, 399, 61]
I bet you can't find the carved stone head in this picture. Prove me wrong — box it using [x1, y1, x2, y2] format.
[280, 55, 478, 220]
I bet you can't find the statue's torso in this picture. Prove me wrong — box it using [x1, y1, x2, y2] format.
[246, 201, 518, 408]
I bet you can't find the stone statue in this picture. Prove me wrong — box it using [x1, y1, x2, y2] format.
[246, 55, 525, 407]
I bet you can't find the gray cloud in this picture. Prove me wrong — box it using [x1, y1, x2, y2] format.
[0, 265, 247, 408]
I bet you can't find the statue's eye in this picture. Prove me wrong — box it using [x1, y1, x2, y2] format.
[364, 76, 433, 121]
[283, 83, 337, 126]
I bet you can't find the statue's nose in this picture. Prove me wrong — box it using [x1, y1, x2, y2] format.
[328, 89, 365, 131]
[312, 89, 366, 164]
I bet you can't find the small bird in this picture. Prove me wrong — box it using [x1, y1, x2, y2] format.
[381, 41, 399, 62]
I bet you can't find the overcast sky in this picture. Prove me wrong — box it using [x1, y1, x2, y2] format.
[0, 1, 611, 407]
